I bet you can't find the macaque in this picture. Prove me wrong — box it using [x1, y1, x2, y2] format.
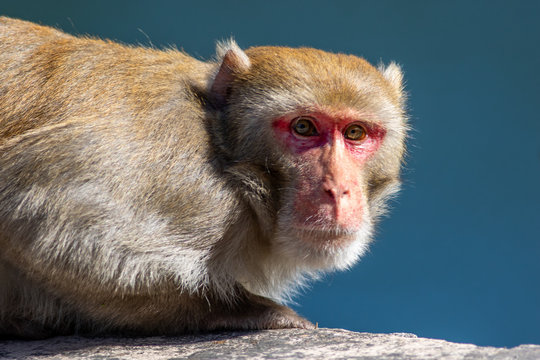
[0, 17, 407, 338]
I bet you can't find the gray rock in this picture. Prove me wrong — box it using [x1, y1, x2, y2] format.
[1, 328, 539, 359]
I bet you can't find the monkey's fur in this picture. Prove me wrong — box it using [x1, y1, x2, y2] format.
[0, 17, 407, 338]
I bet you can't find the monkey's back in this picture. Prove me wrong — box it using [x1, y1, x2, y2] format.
[0, 17, 212, 140]
[0, 16, 236, 240]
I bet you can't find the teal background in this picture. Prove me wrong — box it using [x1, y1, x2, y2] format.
[3, 0, 539, 347]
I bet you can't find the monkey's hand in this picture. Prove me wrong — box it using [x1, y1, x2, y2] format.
[203, 290, 315, 331]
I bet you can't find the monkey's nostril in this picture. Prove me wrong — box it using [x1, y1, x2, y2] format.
[324, 188, 336, 200]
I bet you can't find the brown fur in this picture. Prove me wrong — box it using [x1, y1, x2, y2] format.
[0, 17, 407, 338]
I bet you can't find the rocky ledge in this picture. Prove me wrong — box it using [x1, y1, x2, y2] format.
[1, 328, 539, 359]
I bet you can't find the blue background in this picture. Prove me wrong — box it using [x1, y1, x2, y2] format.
[3, 0, 539, 347]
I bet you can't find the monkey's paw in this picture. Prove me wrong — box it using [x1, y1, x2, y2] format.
[259, 303, 316, 330]
[204, 294, 315, 331]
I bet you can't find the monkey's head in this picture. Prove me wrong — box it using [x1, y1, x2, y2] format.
[209, 40, 407, 275]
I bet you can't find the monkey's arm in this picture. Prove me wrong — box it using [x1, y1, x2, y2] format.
[0, 116, 312, 336]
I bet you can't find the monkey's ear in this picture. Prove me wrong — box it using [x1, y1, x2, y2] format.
[210, 40, 251, 107]
[378, 62, 404, 101]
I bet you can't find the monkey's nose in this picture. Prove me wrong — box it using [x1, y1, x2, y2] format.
[323, 186, 350, 201]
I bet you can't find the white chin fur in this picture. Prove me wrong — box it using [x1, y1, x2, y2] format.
[236, 212, 373, 303]
[274, 218, 373, 271]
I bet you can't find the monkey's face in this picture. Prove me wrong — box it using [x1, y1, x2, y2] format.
[216, 46, 406, 271]
[269, 107, 387, 270]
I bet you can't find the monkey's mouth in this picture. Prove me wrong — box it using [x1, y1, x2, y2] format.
[292, 226, 358, 248]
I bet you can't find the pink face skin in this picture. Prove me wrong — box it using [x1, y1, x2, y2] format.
[272, 108, 386, 240]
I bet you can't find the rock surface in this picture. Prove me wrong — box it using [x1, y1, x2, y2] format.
[1, 328, 539, 359]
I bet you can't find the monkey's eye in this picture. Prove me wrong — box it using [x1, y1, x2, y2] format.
[291, 117, 318, 136]
[344, 124, 367, 141]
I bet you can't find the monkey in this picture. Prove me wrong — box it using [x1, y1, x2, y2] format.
[0, 17, 407, 339]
